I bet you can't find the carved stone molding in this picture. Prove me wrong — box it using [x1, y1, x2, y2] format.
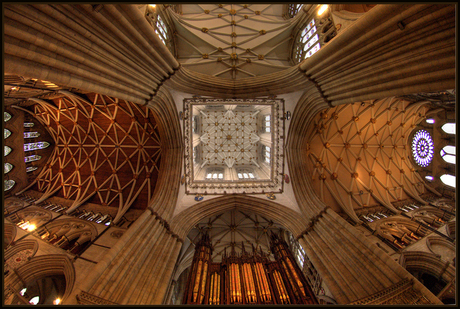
[76, 291, 118, 305]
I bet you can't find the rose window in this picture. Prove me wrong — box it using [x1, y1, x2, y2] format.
[411, 130, 434, 167]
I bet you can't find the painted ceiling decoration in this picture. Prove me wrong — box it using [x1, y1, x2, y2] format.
[25, 91, 161, 224]
[158, 4, 296, 79]
[183, 98, 284, 195]
[305, 96, 438, 223]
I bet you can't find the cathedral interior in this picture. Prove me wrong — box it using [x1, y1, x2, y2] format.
[2, 3, 457, 306]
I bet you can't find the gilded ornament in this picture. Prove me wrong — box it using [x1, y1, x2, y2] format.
[202, 54, 209, 59]
[204, 10, 209, 14]
[259, 29, 266, 35]
[202, 27, 208, 33]
[244, 15, 248, 19]
[231, 32, 237, 37]
[231, 20, 236, 25]
[258, 54, 264, 60]
[255, 11, 260, 15]
[218, 4, 223, 8]
[231, 42, 237, 47]
[231, 53, 238, 59]
[218, 14, 223, 18]
[246, 58, 251, 63]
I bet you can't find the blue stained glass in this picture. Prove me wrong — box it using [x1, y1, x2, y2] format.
[24, 141, 50, 152]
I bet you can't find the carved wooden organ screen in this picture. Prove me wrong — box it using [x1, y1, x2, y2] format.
[182, 233, 318, 305]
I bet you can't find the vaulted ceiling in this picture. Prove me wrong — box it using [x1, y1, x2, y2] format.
[157, 4, 296, 80]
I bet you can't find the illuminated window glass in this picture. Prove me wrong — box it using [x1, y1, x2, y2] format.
[25, 155, 42, 163]
[424, 175, 434, 182]
[26, 166, 38, 173]
[288, 4, 303, 17]
[24, 132, 40, 138]
[24, 141, 50, 152]
[19, 288, 27, 296]
[4, 128, 12, 139]
[264, 115, 271, 133]
[206, 171, 224, 180]
[4, 179, 15, 191]
[24, 122, 35, 128]
[5, 146, 12, 156]
[4, 163, 13, 174]
[440, 174, 455, 188]
[411, 130, 434, 167]
[296, 19, 321, 61]
[441, 123, 456, 135]
[29, 296, 39, 305]
[265, 146, 271, 163]
[425, 118, 435, 124]
[155, 14, 168, 45]
[4, 112, 12, 122]
[440, 145, 456, 164]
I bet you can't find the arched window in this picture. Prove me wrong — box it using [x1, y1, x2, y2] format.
[4, 163, 13, 174]
[24, 132, 40, 138]
[237, 170, 255, 180]
[193, 146, 199, 163]
[288, 4, 303, 18]
[24, 122, 35, 128]
[264, 115, 271, 133]
[5, 179, 15, 191]
[440, 145, 456, 164]
[425, 118, 435, 124]
[441, 123, 456, 135]
[424, 175, 434, 182]
[26, 166, 38, 173]
[4, 112, 12, 122]
[206, 169, 224, 180]
[29, 296, 39, 305]
[264, 146, 271, 163]
[154, 14, 168, 46]
[440, 174, 455, 188]
[24, 141, 50, 152]
[25, 155, 42, 163]
[4, 128, 12, 139]
[5, 146, 12, 156]
[297, 19, 320, 61]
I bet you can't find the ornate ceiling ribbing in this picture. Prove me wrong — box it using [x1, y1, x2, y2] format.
[184, 98, 284, 195]
[187, 209, 283, 262]
[305, 97, 431, 223]
[161, 4, 294, 79]
[28, 91, 161, 223]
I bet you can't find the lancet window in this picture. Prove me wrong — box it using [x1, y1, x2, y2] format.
[25, 155, 42, 163]
[24, 132, 40, 138]
[206, 170, 224, 180]
[237, 171, 255, 180]
[441, 123, 455, 134]
[264, 146, 271, 163]
[440, 174, 455, 188]
[264, 115, 271, 133]
[288, 4, 303, 18]
[24, 122, 34, 128]
[24, 141, 50, 152]
[26, 166, 38, 173]
[440, 145, 456, 165]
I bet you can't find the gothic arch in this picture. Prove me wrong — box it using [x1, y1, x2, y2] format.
[400, 251, 455, 283]
[4, 222, 17, 248]
[4, 254, 76, 304]
[170, 195, 308, 241]
[4, 239, 39, 260]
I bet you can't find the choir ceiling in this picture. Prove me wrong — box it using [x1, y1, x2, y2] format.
[305, 97, 434, 223]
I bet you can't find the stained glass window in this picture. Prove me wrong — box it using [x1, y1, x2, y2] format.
[25, 155, 42, 163]
[238, 172, 255, 179]
[424, 175, 434, 182]
[265, 146, 271, 163]
[24, 132, 40, 138]
[206, 171, 224, 179]
[24, 122, 35, 128]
[29, 296, 39, 305]
[4, 179, 15, 191]
[440, 174, 456, 188]
[264, 115, 271, 133]
[4, 128, 12, 139]
[155, 14, 168, 45]
[441, 123, 456, 135]
[297, 19, 322, 61]
[288, 4, 303, 18]
[26, 166, 38, 173]
[4, 112, 12, 122]
[24, 141, 50, 152]
[5, 146, 12, 156]
[4, 163, 13, 174]
[440, 145, 456, 164]
[425, 118, 435, 124]
[411, 130, 434, 167]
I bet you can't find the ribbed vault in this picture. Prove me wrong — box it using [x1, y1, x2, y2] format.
[305, 97, 431, 222]
[26, 92, 161, 223]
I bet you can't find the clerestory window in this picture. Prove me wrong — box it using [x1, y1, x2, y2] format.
[440, 145, 456, 165]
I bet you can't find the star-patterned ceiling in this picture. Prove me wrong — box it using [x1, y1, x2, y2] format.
[198, 106, 262, 169]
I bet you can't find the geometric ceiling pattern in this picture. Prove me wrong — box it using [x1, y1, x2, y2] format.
[186, 209, 283, 262]
[159, 4, 294, 79]
[27, 92, 161, 224]
[305, 97, 432, 223]
[197, 105, 262, 169]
